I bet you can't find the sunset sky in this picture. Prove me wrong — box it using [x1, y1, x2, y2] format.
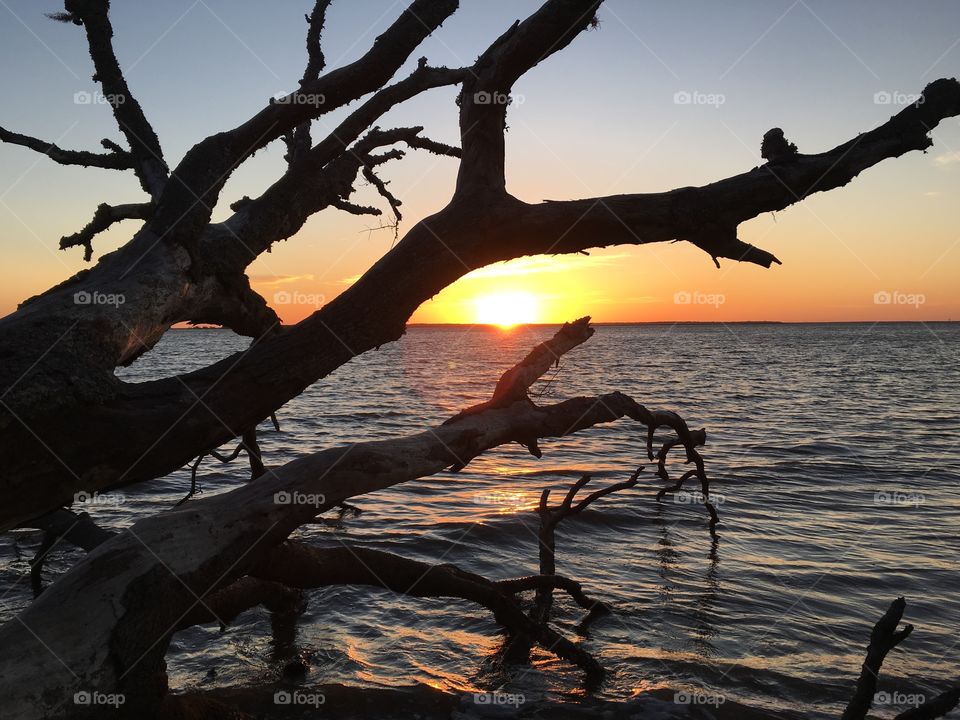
[1, 0, 958, 324]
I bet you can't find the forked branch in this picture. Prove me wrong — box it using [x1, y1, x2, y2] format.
[60, 202, 153, 260]
[61, 0, 169, 196]
[0, 320, 708, 716]
[251, 541, 603, 679]
[843, 598, 959, 720]
[0, 126, 134, 170]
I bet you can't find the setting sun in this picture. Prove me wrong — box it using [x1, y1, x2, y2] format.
[473, 291, 541, 327]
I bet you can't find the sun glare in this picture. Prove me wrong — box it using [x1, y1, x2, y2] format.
[473, 291, 540, 328]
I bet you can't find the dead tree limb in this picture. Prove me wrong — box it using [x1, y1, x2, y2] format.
[56, 0, 169, 196]
[503, 470, 636, 663]
[843, 597, 914, 720]
[531, 471, 639, 622]
[251, 541, 603, 680]
[176, 429, 267, 505]
[0, 319, 697, 717]
[494, 574, 608, 612]
[650, 425, 716, 526]
[451, 316, 596, 420]
[242, 429, 266, 480]
[842, 598, 959, 720]
[59, 202, 153, 261]
[175, 577, 306, 632]
[895, 689, 960, 720]
[281, 0, 333, 167]
[0, 125, 134, 169]
[148, 0, 458, 243]
[0, 0, 957, 530]
[26, 509, 116, 596]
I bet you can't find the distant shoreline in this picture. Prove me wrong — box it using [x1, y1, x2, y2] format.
[408, 320, 959, 326]
[173, 320, 958, 329]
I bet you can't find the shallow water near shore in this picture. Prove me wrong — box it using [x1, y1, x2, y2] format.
[2, 322, 958, 718]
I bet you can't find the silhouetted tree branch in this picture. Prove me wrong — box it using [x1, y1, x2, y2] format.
[0, 0, 956, 532]
[895, 689, 960, 720]
[26, 508, 115, 595]
[503, 471, 635, 664]
[59, 202, 153, 260]
[0, 3, 957, 718]
[0, 318, 705, 716]
[63, 0, 169, 196]
[843, 598, 959, 720]
[0, 125, 134, 169]
[251, 541, 604, 679]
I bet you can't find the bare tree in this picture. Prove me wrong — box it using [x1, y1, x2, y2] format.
[0, 1, 958, 718]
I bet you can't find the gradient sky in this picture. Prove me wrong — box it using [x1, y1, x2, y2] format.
[1, 0, 958, 323]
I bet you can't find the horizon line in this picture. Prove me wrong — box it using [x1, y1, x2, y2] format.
[174, 319, 959, 329]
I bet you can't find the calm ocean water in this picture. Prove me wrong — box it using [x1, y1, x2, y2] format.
[2, 323, 958, 718]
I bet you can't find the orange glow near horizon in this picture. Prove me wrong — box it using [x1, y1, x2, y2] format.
[231, 236, 960, 327]
[472, 290, 541, 327]
[2, 3, 960, 326]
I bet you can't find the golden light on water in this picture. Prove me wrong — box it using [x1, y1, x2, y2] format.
[472, 290, 540, 327]
[475, 489, 537, 514]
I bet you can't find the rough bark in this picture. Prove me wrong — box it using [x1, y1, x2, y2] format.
[59, 201, 153, 260]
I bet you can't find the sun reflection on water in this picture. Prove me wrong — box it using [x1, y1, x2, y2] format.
[473, 489, 539, 514]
